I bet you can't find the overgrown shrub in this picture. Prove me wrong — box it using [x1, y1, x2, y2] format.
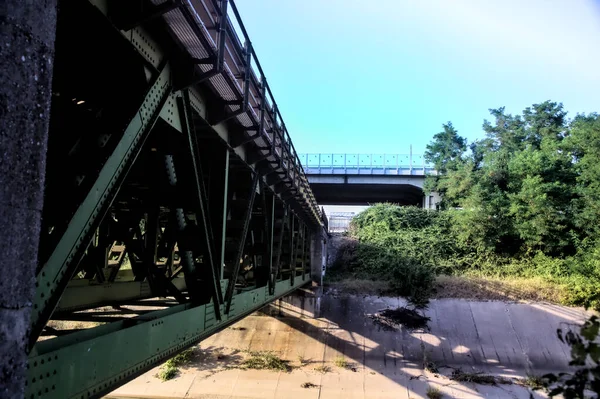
[329, 203, 600, 309]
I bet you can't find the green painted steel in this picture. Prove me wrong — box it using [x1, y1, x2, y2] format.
[220, 150, 230, 278]
[55, 278, 186, 313]
[27, 2, 324, 399]
[30, 63, 173, 347]
[25, 278, 308, 399]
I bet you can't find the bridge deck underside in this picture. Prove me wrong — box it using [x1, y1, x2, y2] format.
[25, 1, 322, 398]
[310, 182, 423, 205]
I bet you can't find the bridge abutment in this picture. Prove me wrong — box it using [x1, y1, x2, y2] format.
[423, 191, 441, 209]
[310, 228, 328, 285]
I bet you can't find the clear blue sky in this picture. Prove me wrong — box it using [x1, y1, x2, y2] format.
[235, 0, 600, 155]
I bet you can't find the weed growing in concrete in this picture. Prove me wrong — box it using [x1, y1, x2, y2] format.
[450, 369, 511, 385]
[423, 351, 439, 374]
[518, 374, 544, 390]
[426, 386, 443, 399]
[156, 348, 196, 381]
[166, 348, 195, 367]
[314, 365, 331, 373]
[425, 361, 439, 374]
[301, 382, 319, 388]
[297, 353, 308, 366]
[333, 356, 349, 368]
[241, 350, 290, 372]
[157, 364, 178, 381]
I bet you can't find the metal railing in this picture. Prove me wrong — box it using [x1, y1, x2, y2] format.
[298, 153, 436, 175]
[225, 0, 319, 219]
[173, 0, 319, 222]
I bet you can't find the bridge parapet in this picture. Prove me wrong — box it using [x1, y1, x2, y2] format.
[299, 153, 436, 176]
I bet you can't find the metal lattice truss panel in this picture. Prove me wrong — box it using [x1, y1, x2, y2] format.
[26, 1, 323, 397]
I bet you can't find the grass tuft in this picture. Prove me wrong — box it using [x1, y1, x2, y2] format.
[426, 386, 443, 399]
[450, 369, 511, 385]
[425, 361, 439, 374]
[518, 374, 544, 390]
[314, 365, 331, 373]
[297, 353, 308, 366]
[241, 350, 290, 372]
[333, 356, 349, 368]
[301, 382, 319, 388]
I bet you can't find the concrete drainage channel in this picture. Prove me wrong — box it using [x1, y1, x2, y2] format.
[108, 288, 589, 398]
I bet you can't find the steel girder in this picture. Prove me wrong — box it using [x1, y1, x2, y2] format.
[26, 1, 318, 398]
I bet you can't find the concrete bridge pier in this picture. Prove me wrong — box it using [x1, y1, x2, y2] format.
[310, 227, 328, 286]
[0, 1, 56, 398]
[261, 286, 322, 319]
[423, 191, 442, 210]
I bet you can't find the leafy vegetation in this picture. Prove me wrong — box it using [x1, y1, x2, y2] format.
[333, 356, 348, 368]
[519, 374, 544, 390]
[156, 348, 196, 381]
[314, 364, 331, 373]
[449, 369, 511, 385]
[328, 102, 600, 309]
[241, 350, 290, 372]
[540, 316, 600, 398]
[157, 364, 178, 381]
[426, 386, 443, 399]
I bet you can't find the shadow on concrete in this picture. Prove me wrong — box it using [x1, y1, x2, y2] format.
[254, 287, 587, 397]
[181, 345, 245, 375]
[109, 287, 588, 398]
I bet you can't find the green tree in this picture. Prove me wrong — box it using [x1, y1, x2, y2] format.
[522, 101, 568, 148]
[424, 122, 468, 208]
[566, 113, 600, 234]
[452, 108, 522, 254]
[454, 149, 517, 254]
[424, 122, 467, 174]
[507, 102, 577, 255]
[481, 107, 526, 153]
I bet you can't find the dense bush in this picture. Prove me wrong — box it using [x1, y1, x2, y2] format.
[330, 203, 600, 309]
[330, 102, 600, 309]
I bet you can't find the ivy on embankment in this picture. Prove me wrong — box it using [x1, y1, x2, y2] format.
[328, 204, 600, 310]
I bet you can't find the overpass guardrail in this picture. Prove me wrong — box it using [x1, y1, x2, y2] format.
[298, 153, 437, 176]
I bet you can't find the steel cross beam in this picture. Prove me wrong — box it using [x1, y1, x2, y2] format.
[179, 91, 224, 313]
[26, 279, 307, 399]
[224, 172, 260, 314]
[29, 62, 173, 349]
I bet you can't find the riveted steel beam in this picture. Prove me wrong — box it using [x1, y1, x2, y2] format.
[29, 62, 173, 350]
[26, 278, 307, 399]
[224, 172, 259, 314]
[180, 91, 224, 312]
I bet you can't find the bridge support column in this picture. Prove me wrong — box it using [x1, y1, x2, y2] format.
[0, 1, 57, 397]
[310, 228, 328, 285]
[423, 191, 441, 210]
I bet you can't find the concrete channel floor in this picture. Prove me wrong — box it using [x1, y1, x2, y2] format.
[107, 292, 592, 399]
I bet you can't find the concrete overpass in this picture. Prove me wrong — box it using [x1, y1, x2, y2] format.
[299, 153, 440, 208]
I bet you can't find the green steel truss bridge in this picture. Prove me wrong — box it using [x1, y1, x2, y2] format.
[25, 1, 326, 397]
